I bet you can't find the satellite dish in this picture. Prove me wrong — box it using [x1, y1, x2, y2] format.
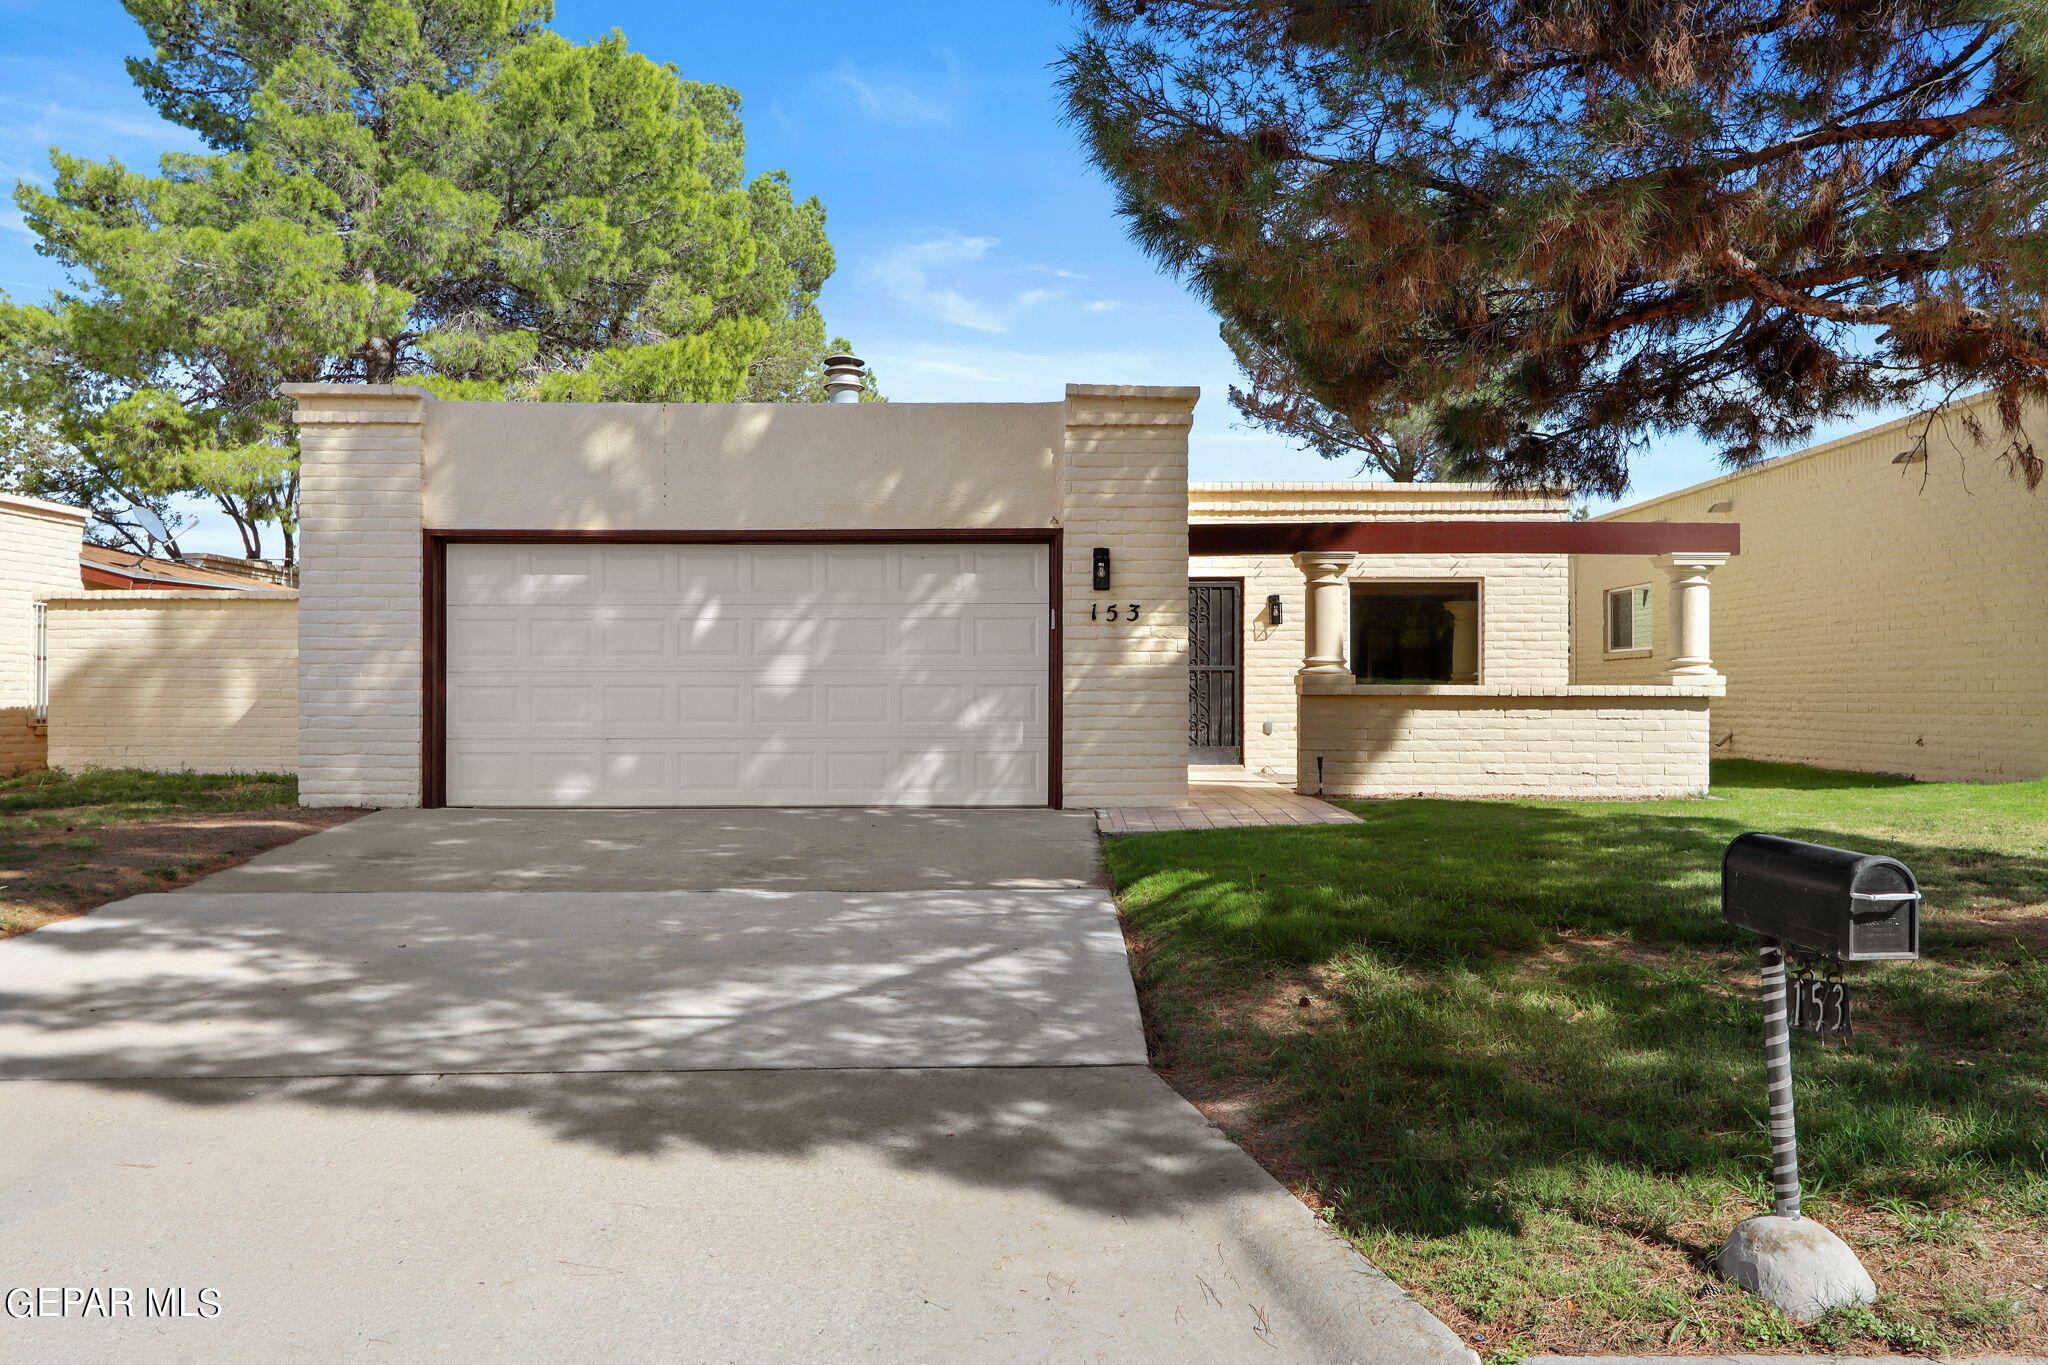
[127, 502, 171, 547]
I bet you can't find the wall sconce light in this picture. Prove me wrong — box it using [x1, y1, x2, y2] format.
[1266, 593, 1283, 625]
[1092, 547, 1112, 591]
[1707, 500, 1734, 513]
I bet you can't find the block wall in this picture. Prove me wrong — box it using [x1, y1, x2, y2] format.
[287, 384, 428, 807]
[1060, 385, 1195, 807]
[1575, 395, 2048, 781]
[1300, 694, 1711, 797]
[44, 593, 298, 773]
[0, 495, 87, 773]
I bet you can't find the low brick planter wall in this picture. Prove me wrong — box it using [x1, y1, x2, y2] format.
[1297, 682, 1720, 798]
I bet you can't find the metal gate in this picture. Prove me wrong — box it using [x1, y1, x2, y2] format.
[1188, 578, 1242, 763]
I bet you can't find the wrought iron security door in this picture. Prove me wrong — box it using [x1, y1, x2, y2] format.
[1188, 578, 1243, 763]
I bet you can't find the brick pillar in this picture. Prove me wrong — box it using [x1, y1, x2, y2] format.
[283, 384, 432, 808]
[1059, 384, 1197, 808]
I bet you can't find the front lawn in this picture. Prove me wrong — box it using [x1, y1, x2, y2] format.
[1105, 760, 2048, 1359]
[0, 768, 359, 938]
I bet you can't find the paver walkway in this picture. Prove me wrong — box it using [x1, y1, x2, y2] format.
[1098, 765, 1364, 834]
[0, 806, 1471, 1364]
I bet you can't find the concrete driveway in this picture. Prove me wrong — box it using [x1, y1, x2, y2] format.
[0, 808, 1474, 1364]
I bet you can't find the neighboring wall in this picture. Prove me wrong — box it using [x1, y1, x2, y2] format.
[1574, 395, 2048, 781]
[44, 593, 299, 774]
[1192, 483, 1573, 777]
[0, 493, 87, 772]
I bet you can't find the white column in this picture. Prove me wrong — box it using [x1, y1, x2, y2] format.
[1654, 552, 1729, 681]
[1445, 599, 1480, 684]
[1293, 551, 1358, 676]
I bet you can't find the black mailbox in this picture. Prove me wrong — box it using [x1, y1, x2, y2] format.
[1723, 833, 1920, 961]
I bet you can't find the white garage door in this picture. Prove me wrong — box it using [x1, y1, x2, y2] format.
[443, 542, 1050, 807]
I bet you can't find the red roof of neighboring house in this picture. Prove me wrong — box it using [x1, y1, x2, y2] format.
[79, 544, 292, 592]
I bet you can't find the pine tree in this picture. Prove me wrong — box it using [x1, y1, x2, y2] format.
[1062, 0, 2048, 493]
[1, 1, 853, 558]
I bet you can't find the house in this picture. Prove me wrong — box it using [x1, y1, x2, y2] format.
[79, 544, 297, 591]
[1575, 391, 2048, 782]
[0, 491, 295, 774]
[1, 492, 90, 772]
[282, 380, 1735, 810]
[1188, 482, 1734, 798]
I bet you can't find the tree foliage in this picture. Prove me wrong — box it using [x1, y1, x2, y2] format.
[1062, 0, 2048, 493]
[2, 0, 848, 557]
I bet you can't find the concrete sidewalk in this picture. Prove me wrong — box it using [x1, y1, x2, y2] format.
[0, 807, 1475, 1363]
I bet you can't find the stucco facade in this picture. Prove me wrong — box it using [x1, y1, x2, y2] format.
[0, 492, 89, 772]
[43, 593, 299, 774]
[1575, 393, 2048, 781]
[288, 383, 1193, 809]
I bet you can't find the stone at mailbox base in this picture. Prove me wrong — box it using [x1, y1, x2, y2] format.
[1719, 1214, 1877, 1321]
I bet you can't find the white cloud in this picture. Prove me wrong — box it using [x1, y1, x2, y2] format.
[1082, 300, 1123, 313]
[828, 55, 964, 126]
[868, 231, 1070, 333]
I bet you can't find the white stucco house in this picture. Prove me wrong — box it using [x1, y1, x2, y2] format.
[277, 381, 1737, 810]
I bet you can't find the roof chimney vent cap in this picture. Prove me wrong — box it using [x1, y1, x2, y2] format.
[823, 353, 866, 404]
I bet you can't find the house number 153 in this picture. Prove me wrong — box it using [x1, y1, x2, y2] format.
[1091, 603, 1142, 622]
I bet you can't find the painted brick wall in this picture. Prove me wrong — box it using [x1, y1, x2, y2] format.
[1574, 393, 2048, 781]
[1061, 385, 1195, 807]
[1185, 554, 1304, 777]
[0, 494, 88, 773]
[44, 593, 298, 773]
[1190, 485, 1576, 778]
[287, 384, 428, 807]
[1300, 693, 1711, 797]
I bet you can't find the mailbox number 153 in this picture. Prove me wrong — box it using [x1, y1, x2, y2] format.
[1091, 603, 1142, 622]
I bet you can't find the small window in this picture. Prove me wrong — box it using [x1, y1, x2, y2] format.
[1349, 582, 1478, 683]
[1605, 585, 1652, 653]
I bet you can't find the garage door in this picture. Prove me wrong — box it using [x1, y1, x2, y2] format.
[442, 542, 1051, 807]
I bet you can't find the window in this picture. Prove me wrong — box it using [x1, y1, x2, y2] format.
[1349, 582, 1478, 683]
[1605, 585, 1652, 653]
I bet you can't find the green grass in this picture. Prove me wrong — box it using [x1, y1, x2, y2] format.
[1105, 760, 2048, 1357]
[0, 767, 299, 832]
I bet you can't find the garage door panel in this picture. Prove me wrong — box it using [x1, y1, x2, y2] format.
[444, 542, 1049, 806]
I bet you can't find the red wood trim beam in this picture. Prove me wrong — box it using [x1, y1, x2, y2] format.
[1190, 520, 1739, 557]
[79, 564, 146, 589]
[78, 564, 243, 590]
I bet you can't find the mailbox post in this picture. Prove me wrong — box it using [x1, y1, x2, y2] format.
[1717, 833, 1921, 1321]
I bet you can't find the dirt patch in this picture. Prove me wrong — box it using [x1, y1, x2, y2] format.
[0, 808, 364, 939]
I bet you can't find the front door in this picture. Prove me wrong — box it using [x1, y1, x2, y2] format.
[1188, 578, 1243, 764]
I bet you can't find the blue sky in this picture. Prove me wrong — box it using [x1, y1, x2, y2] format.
[3, 1, 1906, 554]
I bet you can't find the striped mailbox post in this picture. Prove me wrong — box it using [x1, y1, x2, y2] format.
[1716, 833, 1922, 1319]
